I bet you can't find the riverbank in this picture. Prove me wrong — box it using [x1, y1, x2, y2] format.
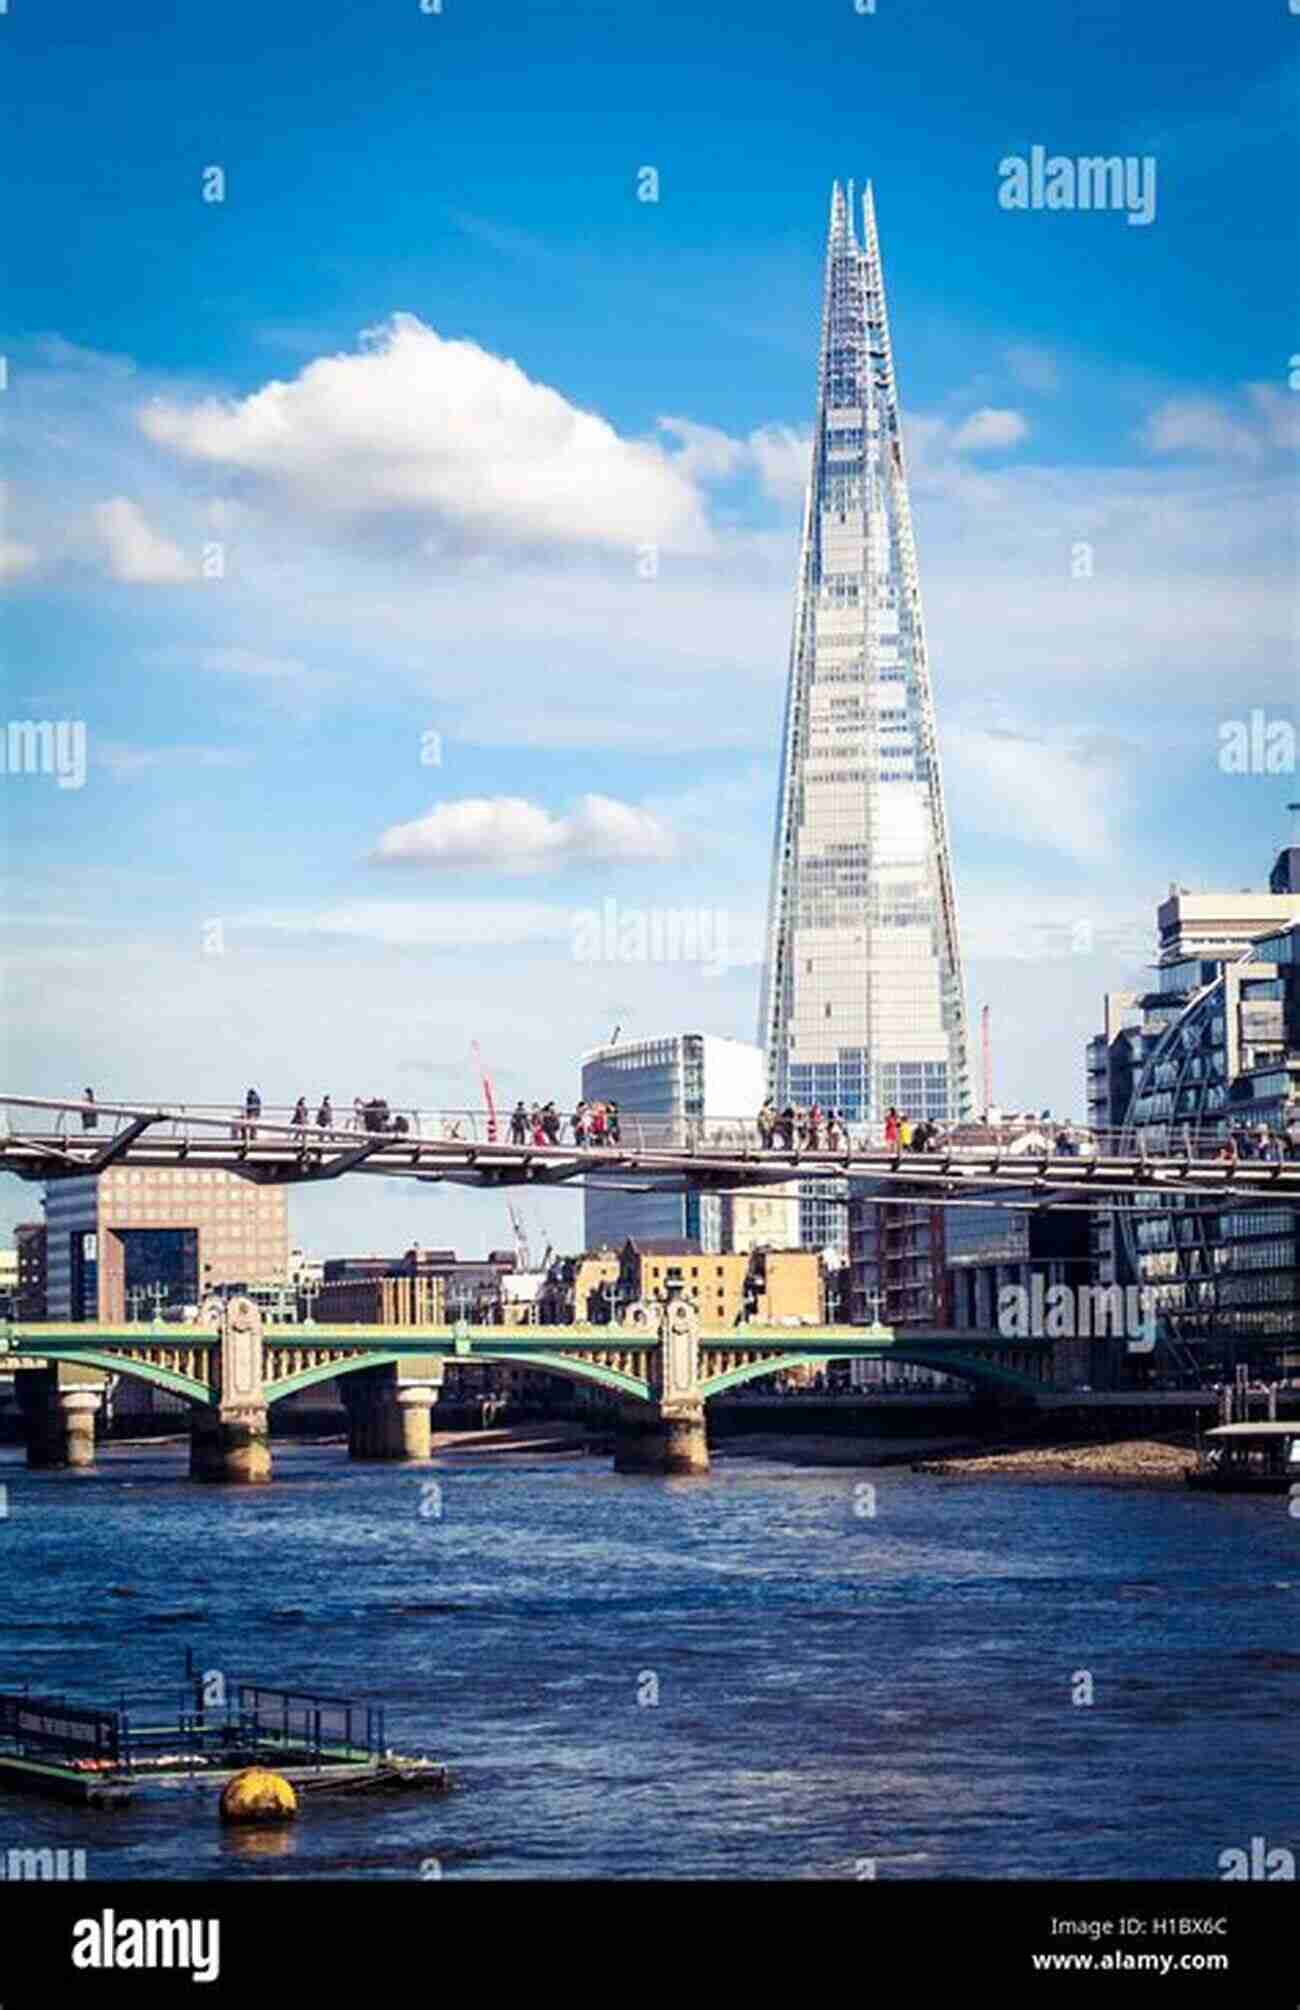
[914, 1437, 1195, 1486]
[430, 1421, 591, 1457]
[713, 1433, 982, 1468]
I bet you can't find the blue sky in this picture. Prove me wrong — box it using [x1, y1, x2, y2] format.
[2, 0, 1297, 1259]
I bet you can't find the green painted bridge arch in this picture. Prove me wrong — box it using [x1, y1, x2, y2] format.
[1, 1318, 1052, 1414]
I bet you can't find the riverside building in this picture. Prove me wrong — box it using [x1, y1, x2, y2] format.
[1087, 841, 1300, 1383]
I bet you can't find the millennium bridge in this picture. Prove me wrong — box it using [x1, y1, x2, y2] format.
[3, 1095, 1296, 1203]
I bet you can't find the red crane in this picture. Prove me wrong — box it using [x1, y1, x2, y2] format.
[470, 1040, 498, 1143]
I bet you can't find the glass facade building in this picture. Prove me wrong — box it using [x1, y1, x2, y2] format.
[759, 182, 971, 1250]
[1086, 852, 1300, 1382]
[43, 1167, 290, 1321]
[580, 1034, 767, 1253]
[1117, 919, 1300, 1377]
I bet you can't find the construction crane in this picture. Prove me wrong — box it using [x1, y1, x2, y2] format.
[506, 1202, 532, 1273]
[981, 1004, 992, 1115]
[470, 1039, 498, 1142]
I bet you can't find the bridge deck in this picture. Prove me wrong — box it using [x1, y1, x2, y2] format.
[3, 1096, 1296, 1200]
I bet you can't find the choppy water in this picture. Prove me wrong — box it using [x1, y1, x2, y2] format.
[1, 1442, 1296, 1879]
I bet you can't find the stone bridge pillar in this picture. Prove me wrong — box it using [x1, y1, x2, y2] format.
[614, 1296, 709, 1475]
[190, 1296, 271, 1484]
[342, 1359, 446, 1463]
[16, 1365, 107, 1471]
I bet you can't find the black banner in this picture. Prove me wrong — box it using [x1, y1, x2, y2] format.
[0, 1880, 1290, 2002]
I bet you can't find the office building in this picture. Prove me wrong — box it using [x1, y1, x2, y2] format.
[760, 181, 971, 1251]
[580, 1033, 765, 1251]
[1090, 843, 1300, 1380]
[43, 1168, 290, 1322]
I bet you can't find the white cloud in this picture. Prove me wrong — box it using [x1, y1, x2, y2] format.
[1141, 379, 1300, 460]
[943, 721, 1130, 865]
[748, 424, 812, 503]
[0, 538, 38, 582]
[657, 416, 747, 482]
[235, 898, 576, 948]
[0, 479, 39, 581]
[139, 314, 713, 557]
[1004, 344, 1061, 395]
[654, 418, 812, 504]
[950, 407, 1030, 453]
[1139, 396, 1264, 461]
[1246, 383, 1300, 451]
[370, 793, 679, 872]
[192, 646, 307, 681]
[92, 496, 194, 583]
[99, 742, 252, 781]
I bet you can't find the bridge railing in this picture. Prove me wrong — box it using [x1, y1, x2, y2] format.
[4, 1097, 1296, 1164]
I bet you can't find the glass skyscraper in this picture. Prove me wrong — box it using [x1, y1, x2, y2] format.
[759, 181, 971, 1249]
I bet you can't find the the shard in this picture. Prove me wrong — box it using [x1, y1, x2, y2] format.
[759, 181, 972, 1249]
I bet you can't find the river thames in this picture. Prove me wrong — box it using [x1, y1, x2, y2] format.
[1, 1443, 1295, 1880]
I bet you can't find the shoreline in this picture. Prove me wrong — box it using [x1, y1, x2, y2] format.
[18, 1426, 1203, 1483]
[912, 1437, 1197, 1487]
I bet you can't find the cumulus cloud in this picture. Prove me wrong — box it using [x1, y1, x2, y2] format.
[654, 415, 810, 503]
[92, 496, 194, 583]
[943, 721, 1130, 865]
[370, 793, 678, 872]
[1137, 382, 1300, 462]
[138, 314, 713, 558]
[1140, 397, 1263, 461]
[657, 416, 747, 482]
[748, 424, 812, 502]
[950, 407, 1030, 453]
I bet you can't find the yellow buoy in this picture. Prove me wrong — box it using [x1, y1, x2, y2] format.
[219, 1767, 298, 1824]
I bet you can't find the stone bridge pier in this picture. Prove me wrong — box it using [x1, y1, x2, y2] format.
[15, 1364, 108, 1471]
[341, 1358, 446, 1463]
[614, 1297, 708, 1476]
[190, 1296, 271, 1484]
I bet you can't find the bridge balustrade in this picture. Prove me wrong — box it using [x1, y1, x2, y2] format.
[10, 1094, 1284, 1162]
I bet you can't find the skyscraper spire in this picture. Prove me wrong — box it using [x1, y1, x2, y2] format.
[828, 179, 850, 248]
[760, 183, 971, 1247]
